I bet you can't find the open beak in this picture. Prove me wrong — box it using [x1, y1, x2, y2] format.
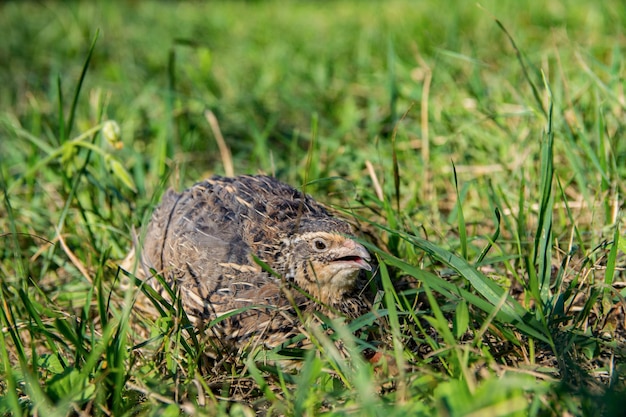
[334, 239, 372, 271]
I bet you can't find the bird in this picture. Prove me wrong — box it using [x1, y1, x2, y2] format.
[133, 174, 374, 351]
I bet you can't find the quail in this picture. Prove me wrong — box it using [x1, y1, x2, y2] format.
[135, 175, 373, 349]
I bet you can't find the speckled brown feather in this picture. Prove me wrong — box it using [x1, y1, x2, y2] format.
[137, 175, 373, 348]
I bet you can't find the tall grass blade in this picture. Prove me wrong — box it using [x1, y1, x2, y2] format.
[516, 172, 527, 267]
[603, 224, 620, 312]
[303, 112, 319, 188]
[476, 208, 501, 264]
[533, 73, 554, 305]
[387, 35, 398, 124]
[56, 75, 64, 145]
[161, 47, 177, 178]
[379, 261, 406, 390]
[596, 103, 612, 224]
[0, 306, 23, 416]
[452, 162, 468, 260]
[390, 118, 400, 213]
[494, 19, 545, 116]
[66, 30, 99, 141]
[0, 171, 26, 280]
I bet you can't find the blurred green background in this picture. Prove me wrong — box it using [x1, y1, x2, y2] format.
[3, 0, 624, 252]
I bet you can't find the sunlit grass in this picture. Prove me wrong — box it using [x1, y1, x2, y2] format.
[1, 0, 625, 415]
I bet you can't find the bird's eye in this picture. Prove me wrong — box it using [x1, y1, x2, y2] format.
[313, 239, 327, 251]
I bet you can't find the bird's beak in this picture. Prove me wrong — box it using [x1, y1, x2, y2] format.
[335, 239, 372, 271]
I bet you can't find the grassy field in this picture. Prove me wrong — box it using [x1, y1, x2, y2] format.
[1, 0, 625, 415]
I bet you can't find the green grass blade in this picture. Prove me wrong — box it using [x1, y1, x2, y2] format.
[66, 30, 99, 141]
[379, 261, 406, 387]
[533, 72, 554, 305]
[452, 162, 468, 260]
[371, 245, 550, 344]
[475, 208, 501, 265]
[494, 19, 545, 117]
[603, 224, 620, 313]
[0, 306, 23, 416]
[56, 75, 65, 144]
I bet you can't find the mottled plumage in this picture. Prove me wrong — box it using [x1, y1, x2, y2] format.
[135, 175, 373, 348]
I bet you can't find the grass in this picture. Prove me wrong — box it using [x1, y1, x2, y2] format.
[1, 0, 625, 415]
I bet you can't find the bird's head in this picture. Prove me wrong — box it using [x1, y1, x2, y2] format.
[280, 231, 372, 304]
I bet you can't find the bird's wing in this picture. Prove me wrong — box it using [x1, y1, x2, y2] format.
[140, 186, 270, 317]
